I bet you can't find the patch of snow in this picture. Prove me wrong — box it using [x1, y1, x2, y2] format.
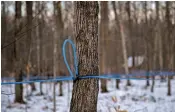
[1, 79, 175, 112]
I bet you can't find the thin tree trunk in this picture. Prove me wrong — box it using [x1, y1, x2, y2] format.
[166, 1, 171, 96]
[120, 22, 130, 86]
[54, 1, 64, 96]
[143, 2, 150, 87]
[125, 2, 133, 86]
[1, 1, 7, 46]
[36, 2, 43, 95]
[126, 1, 135, 68]
[151, 34, 158, 92]
[70, 2, 99, 112]
[59, 82, 63, 96]
[112, 1, 121, 89]
[53, 2, 57, 111]
[26, 1, 36, 92]
[14, 1, 24, 103]
[151, 1, 159, 93]
[100, 1, 108, 93]
[1, 1, 7, 75]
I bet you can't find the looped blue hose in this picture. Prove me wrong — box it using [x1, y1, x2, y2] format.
[1, 38, 175, 85]
[62, 38, 78, 80]
[62, 39, 175, 80]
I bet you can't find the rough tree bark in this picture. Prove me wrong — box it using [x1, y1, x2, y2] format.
[14, 1, 25, 103]
[70, 2, 99, 112]
[100, 1, 108, 93]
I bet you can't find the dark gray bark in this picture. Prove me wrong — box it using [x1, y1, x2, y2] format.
[70, 2, 99, 112]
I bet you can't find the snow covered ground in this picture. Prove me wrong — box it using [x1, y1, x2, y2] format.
[1, 79, 175, 112]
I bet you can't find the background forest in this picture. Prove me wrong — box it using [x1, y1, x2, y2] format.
[1, 1, 175, 112]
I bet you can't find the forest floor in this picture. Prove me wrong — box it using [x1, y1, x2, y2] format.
[1, 79, 175, 112]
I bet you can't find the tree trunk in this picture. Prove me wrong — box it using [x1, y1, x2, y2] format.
[36, 1, 43, 95]
[143, 2, 150, 87]
[54, 1, 64, 96]
[100, 1, 108, 93]
[14, 1, 24, 103]
[112, 1, 121, 89]
[1, 1, 7, 74]
[166, 1, 171, 96]
[126, 2, 135, 68]
[59, 82, 63, 96]
[151, 1, 159, 93]
[70, 2, 99, 112]
[38, 2, 45, 95]
[26, 1, 36, 92]
[125, 2, 133, 86]
[1, 1, 7, 46]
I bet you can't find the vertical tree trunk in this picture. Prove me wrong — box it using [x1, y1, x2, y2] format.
[120, 21, 130, 87]
[1, 1, 7, 74]
[100, 1, 108, 93]
[36, 1, 43, 95]
[39, 2, 45, 95]
[151, 33, 158, 92]
[26, 1, 36, 92]
[54, 1, 64, 97]
[1, 1, 7, 46]
[14, 1, 24, 103]
[126, 1, 135, 68]
[112, 1, 121, 89]
[166, 1, 171, 96]
[157, 1, 164, 82]
[151, 1, 159, 93]
[53, 2, 57, 112]
[143, 2, 150, 87]
[70, 2, 99, 112]
[115, 2, 130, 86]
[125, 2, 132, 86]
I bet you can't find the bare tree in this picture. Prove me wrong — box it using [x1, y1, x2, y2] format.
[54, 1, 64, 96]
[26, 1, 36, 92]
[14, 1, 25, 103]
[111, 1, 120, 89]
[125, 1, 132, 86]
[70, 2, 99, 112]
[1, 1, 7, 74]
[143, 2, 150, 87]
[36, 1, 44, 95]
[166, 1, 172, 96]
[100, 1, 108, 93]
[151, 1, 159, 93]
